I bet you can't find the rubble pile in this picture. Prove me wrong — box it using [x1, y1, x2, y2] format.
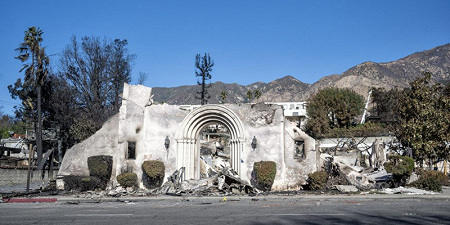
[157, 167, 257, 196]
[323, 156, 351, 188]
[322, 154, 393, 191]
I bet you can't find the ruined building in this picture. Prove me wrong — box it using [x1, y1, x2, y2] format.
[58, 84, 317, 190]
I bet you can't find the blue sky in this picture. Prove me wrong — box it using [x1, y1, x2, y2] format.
[1, 0, 449, 116]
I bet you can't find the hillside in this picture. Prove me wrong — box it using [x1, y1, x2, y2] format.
[152, 43, 450, 104]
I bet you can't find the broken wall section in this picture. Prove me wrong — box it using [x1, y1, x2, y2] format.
[138, 104, 189, 188]
[283, 123, 317, 189]
[116, 83, 155, 188]
[226, 103, 316, 190]
[58, 114, 120, 179]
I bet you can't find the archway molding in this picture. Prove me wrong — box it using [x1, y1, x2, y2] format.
[176, 105, 246, 180]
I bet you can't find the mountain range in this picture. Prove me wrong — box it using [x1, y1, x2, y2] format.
[152, 43, 450, 104]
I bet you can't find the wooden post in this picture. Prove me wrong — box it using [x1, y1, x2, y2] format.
[445, 160, 448, 175]
[48, 149, 54, 181]
[26, 144, 33, 192]
[315, 142, 320, 171]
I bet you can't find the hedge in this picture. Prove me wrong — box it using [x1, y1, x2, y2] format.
[142, 160, 165, 189]
[305, 171, 328, 191]
[63, 175, 102, 192]
[383, 154, 414, 187]
[410, 170, 448, 192]
[117, 172, 138, 188]
[87, 155, 113, 189]
[253, 161, 277, 191]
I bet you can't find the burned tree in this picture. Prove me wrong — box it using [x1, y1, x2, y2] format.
[195, 53, 214, 105]
[59, 36, 135, 141]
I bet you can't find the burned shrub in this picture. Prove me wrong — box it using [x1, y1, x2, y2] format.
[117, 172, 138, 188]
[410, 170, 448, 192]
[253, 161, 276, 191]
[305, 171, 328, 191]
[142, 160, 165, 189]
[63, 175, 82, 191]
[63, 175, 102, 192]
[383, 154, 414, 187]
[87, 155, 113, 189]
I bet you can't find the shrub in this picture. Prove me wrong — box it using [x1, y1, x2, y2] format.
[63, 175, 102, 192]
[88, 155, 113, 179]
[306, 171, 328, 191]
[410, 170, 448, 192]
[117, 172, 138, 188]
[87, 155, 113, 189]
[383, 154, 414, 187]
[142, 160, 165, 189]
[322, 122, 388, 138]
[253, 161, 277, 191]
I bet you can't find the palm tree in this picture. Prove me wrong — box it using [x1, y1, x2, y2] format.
[246, 90, 253, 102]
[220, 91, 227, 103]
[15, 26, 49, 165]
[254, 89, 262, 101]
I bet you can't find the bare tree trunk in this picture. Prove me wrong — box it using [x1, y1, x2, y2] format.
[201, 75, 206, 105]
[428, 155, 433, 171]
[36, 84, 43, 166]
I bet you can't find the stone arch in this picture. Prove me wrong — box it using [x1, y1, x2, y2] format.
[176, 105, 246, 180]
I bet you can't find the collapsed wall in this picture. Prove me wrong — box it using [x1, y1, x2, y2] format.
[58, 83, 317, 191]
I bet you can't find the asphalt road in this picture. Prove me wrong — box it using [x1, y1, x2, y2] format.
[1, 197, 449, 225]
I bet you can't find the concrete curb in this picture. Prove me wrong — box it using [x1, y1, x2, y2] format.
[3, 185, 450, 203]
[2, 197, 57, 203]
[51, 193, 450, 204]
[3, 194, 450, 204]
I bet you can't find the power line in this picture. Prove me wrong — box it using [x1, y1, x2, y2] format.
[0, 100, 19, 106]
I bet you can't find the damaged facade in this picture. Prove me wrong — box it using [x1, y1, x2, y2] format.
[58, 83, 317, 191]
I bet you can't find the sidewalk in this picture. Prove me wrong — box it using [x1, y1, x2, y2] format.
[0, 181, 47, 194]
[2, 184, 450, 203]
[4, 189, 450, 204]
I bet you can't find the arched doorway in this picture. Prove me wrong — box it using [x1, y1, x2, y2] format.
[176, 105, 246, 180]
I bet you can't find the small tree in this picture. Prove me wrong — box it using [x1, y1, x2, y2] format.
[305, 87, 365, 138]
[384, 154, 414, 187]
[195, 53, 214, 105]
[392, 72, 449, 168]
[370, 87, 404, 123]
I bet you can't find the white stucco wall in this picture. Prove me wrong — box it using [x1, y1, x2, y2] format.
[58, 84, 317, 190]
[58, 114, 120, 177]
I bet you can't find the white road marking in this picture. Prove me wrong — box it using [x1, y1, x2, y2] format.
[66, 214, 134, 217]
[272, 214, 346, 216]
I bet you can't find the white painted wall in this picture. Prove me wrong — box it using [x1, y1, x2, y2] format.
[58, 84, 317, 190]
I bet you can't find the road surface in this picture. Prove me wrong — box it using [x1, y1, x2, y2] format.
[1, 197, 449, 224]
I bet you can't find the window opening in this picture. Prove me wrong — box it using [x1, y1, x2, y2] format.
[294, 140, 305, 159]
[127, 141, 136, 159]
